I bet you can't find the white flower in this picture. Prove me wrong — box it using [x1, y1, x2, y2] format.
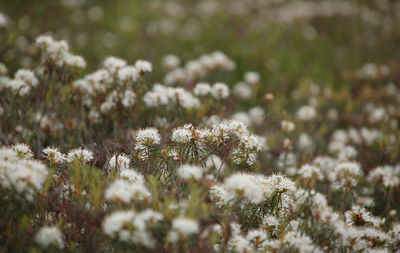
[0, 146, 48, 201]
[345, 205, 384, 227]
[120, 169, 145, 184]
[296, 105, 316, 121]
[135, 128, 161, 148]
[330, 162, 363, 189]
[281, 120, 295, 132]
[367, 166, 399, 188]
[67, 148, 93, 164]
[193, 82, 211, 96]
[13, 143, 33, 159]
[171, 126, 193, 144]
[169, 217, 199, 242]
[121, 89, 136, 108]
[15, 69, 39, 87]
[298, 164, 323, 180]
[228, 235, 253, 253]
[118, 66, 139, 82]
[249, 107, 264, 125]
[211, 82, 229, 100]
[105, 179, 151, 203]
[298, 133, 312, 150]
[64, 54, 86, 68]
[162, 54, 181, 70]
[108, 154, 130, 171]
[135, 60, 152, 73]
[42, 147, 66, 164]
[177, 164, 203, 181]
[244, 71, 260, 85]
[223, 173, 266, 204]
[35, 226, 64, 249]
[103, 56, 127, 74]
[102, 210, 135, 239]
[233, 82, 252, 99]
[337, 146, 357, 161]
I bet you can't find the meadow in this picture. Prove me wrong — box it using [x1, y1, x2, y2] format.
[0, 0, 399, 252]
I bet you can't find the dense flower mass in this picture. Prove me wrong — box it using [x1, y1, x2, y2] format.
[1, 1, 400, 252]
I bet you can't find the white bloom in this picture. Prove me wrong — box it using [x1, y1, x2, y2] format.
[367, 166, 399, 188]
[296, 105, 316, 121]
[169, 217, 199, 242]
[337, 146, 357, 161]
[102, 210, 135, 239]
[193, 82, 211, 96]
[42, 147, 66, 164]
[15, 69, 39, 87]
[298, 133, 312, 150]
[232, 112, 251, 126]
[67, 148, 93, 164]
[120, 169, 145, 184]
[281, 120, 295, 132]
[223, 173, 266, 204]
[209, 184, 234, 207]
[135, 128, 161, 148]
[121, 89, 136, 108]
[162, 54, 180, 70]
[298, 164, 323, 180]
[244, 71, 260, 85]
[0, 146, 48, 201]
[35, 226, 64, 249]
[64, 54, 86, 68]
[13, 143, 33, 159]
[103, 56, 127, 74]
[118, 66, 139, 82]
[249, 107, 264, 125]
[105, 179, 151, 203]
[108, 154, 130, 171]
[171, 126, 193, 144]
[211, 82, 229, 100]
[177, 164, 203, 181]
[233, 82, 252, 99]
[135, 60, 152, 73]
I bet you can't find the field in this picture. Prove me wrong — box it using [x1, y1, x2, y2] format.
[0, 0, 400, 252]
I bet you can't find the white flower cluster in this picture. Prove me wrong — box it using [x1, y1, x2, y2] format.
[102, 209, 163, 249]
[177, 164, 203, 181]
[108, 153, 130, 171]
[210, 172, 296, 208]
[293, 188, 395, 251]
[170, 120, 265, 166]
[193, 82, 230, 100]
[73, 56, 151, 118]
[143, 84, 200, 108]
[345, 205, 384, 227]
[0, 144, 48, 201]
[36, 35, 86, 68]
[135, 128, 161, 160]
[232, 107, 265, 126]
[105, 167, 151, 203]
[67, 148, 93, 164]
[35, 225, 64, 249]
[6, 69, 39, 96]
[296, 105, 316, 121]
[42, 147, 67, 164]
[367, 165, 400, 188]
[328, 128, 383, 153]
[164, 51, 235, 85]
[168, 217, 199, 243]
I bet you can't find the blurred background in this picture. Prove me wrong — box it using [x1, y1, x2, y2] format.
[1, 0, 400, 96]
